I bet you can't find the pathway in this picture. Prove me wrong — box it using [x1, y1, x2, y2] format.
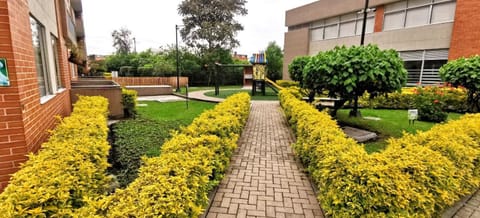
[206, 101, 324, 218]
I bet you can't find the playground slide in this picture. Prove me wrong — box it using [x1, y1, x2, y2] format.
[265, 78, 284, 93]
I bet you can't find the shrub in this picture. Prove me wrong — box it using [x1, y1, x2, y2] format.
[414, 86, 448, 122]
[121, 88, 137, 118]
[440, 55, 480, 112]
[358, 85, 468, 113]
[276, 80, 299, 88]
[279, 89, 480, 217]
[0, 96, 112, 217]
[76, 93, 251, 217]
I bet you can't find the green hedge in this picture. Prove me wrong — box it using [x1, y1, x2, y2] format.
[280, 88, 480, 217]
[0, 96, 111, 217]
[121, 88, 137, 118]
[76, 93, 251, 217]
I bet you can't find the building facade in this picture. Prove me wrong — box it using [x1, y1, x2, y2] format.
[284, 0, 480, 86]
[0, 0, 86, 191]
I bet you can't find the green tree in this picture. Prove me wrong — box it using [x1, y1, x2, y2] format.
[303, 45, 407, 116]
[288, 56, 311, 86]
[265, 41, 283, 81]
[112, 27, 133, 54]
[88, 59, 107, 76]
[178, 0, 247, 52]
[440, 55, 480, 112]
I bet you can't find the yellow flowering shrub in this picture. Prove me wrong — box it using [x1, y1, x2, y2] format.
[279, 89, 480, 217]
[76, 93, 251, 217]
[0, 96, 112, 217]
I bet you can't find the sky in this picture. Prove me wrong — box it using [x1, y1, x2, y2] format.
[82, 0, 317, 56]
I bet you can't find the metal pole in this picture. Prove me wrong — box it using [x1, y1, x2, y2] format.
[175, 25, 180, 92]
[360, 0, 369, 46]
[133, 37, 136, 53]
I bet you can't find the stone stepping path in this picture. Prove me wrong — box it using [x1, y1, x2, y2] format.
[206, 101, 323, 218]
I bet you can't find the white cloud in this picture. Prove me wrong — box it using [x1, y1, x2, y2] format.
[82, 0, 316, 55]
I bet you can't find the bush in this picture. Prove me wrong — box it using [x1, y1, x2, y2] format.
[414, 86, 448, 122]
[0, 96, 112, 217]
[279, 89, 480, 217]
[276, 80, 299, 88]
[358, 85, 468, 113]
[121, 88, 137, 118]
[76, 93, 251, 217]
[440, 55, 480, 112]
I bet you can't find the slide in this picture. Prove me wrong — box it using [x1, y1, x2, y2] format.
[265, 78, 284, 93]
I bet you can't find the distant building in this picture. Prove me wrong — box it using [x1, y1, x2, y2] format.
[284, 0, 480, 86]
[233, 52, 248, 61]
[0, 0, 86, 191]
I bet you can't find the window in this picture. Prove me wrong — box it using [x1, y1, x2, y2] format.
[400, 49, 448, 86]
[383, 0, 456, 31]
[51, 35, 63, 90]
[310, 11, 375, 41]
[30, 16, 52, 97]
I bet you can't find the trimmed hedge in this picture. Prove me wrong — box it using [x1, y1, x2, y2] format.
[77, 93, 251, 217]
[279, 88, 480, 217]
[0, 96, 111, 217]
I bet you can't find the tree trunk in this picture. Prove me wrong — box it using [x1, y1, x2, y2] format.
[349, 95, 361, 117]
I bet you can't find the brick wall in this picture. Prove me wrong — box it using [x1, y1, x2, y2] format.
[449, 0, 480, 60]
[0, 0, 72, 192]
[374, 5, 385, 33]
[113, 76, 188, 87]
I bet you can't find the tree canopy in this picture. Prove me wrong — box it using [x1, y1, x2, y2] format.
[178, 0, 247, 52]
[112, 27, 133, 54]
[292, 45, 407, 116]
[265, 41, 283, 81]
[440, 55, 480, 112]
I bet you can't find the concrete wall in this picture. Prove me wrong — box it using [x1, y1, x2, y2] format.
[286, 0, 400, 27]
[309, 22, 453, 55]
[283, 28, 310, 80]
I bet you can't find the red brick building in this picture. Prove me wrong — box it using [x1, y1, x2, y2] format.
[284, 0, 480, 85]
[0, 0, 86, 191]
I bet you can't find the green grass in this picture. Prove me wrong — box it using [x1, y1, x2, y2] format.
[204, 88, 278, 101]
[336, 109, 463, 153]
[137, 100, 216, 126]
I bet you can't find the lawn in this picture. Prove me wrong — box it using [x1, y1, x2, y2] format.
[109, 100, 216, 186]
[204, 88, 278, 101]
[336, 109, 463, 153]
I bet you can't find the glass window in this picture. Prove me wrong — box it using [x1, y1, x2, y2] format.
[402, 49, 448, 85]
[30, 16, 52, 97]
[408, 0, 431, 7]
[341, 13, 357, 22]
[311, 28, 324, 41]
[324, 24, 338, 39]
[340, 21, 356, 37]
[404, 60, 423, 84]
[51, 35, 63, 89]
[385, 1, 407, 12]
[325, 16, 339, 25]
[405, 6, 430, 27]
[431, 2, 456, 23]
[384, 11, 406, 30]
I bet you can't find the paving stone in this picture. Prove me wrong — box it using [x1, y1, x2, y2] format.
[206, 102, 324, 217]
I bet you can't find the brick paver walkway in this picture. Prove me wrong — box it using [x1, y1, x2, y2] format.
[206, 101, 324, 218]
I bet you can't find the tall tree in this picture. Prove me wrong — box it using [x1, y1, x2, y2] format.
[265, 41, 283, 81]
[178, 0, 247, 52]
[112, 27, 133, 54]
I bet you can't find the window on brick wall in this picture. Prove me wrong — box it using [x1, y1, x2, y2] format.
[30, 16, 52, 97]
[383, 0, 456, 31]
[51, 35, 63, 90]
